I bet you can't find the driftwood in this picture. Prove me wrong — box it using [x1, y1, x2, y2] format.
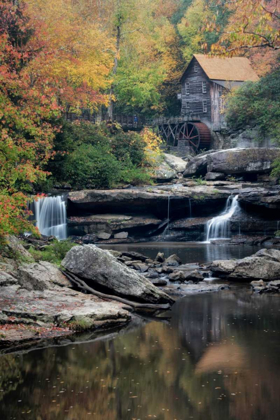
[61, 269, 171, 313]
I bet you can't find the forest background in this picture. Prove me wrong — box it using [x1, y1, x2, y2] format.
[0, 0, 279, 236]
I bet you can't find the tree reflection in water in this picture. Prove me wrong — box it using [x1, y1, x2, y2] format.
[0, 288, 279, 420]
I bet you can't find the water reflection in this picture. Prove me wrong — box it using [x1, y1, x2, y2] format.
[0, 289, 279, 420]
[101, 242, 259, 264]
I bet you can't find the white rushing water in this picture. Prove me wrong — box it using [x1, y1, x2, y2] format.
[205, 195, 240, 242]
[34, 195, 67, 240]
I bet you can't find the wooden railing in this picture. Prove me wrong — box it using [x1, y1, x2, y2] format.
[64, 111, 146, 129]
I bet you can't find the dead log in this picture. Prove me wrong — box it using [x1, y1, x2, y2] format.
[61, 269, 171, 313]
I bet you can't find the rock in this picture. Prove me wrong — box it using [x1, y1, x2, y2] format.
[183, 153, 208, 178]
[210, 248, 280, 281]
[238, 187, 280, 212]
[118, 256, 132, 262]
[205, 172, 226, 181]
[254, 248, 280, 262]
[169, 271, 185, 282]
[3, 236, 34, 261]
[114, 232, 128, 239]
[267, 280, 280, 292]
[251, 279, 280, 294]
[207, 148, 280, 175]
[68, 214, 162, 237]
[97, 232, 111, 240]
[209, 260, 238, 276]
[152, 279, 168, 286]
[165, 254, 182, 267]
[0, 271, 18, 286]
[144, 271, 160, 279]
[250, 280, 267, 292]
[121, 251, 147, 262]
[17, 262, 72, 291]
[107, 250, 122, 258]
[62, 245, 173, 304]
[162, 266, 174, 274]
[163, 153, 186, 173]
[152, 160, 177, 182]
[183, 270, 204, 283]
[155, 252, 165, 263]
[132, 263, 149, 273]
[229, 256, 280, 280]
[68, 185, 230, 219]
[0, 283, 131, 346]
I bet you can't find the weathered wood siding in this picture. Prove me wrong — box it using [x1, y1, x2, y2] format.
[181, 58, 211, 122]
[210, 82, 225, 128]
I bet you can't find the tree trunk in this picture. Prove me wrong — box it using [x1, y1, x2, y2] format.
[108, 24, 121, 120]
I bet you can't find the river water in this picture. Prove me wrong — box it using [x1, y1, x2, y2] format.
[0, 244, 280, 420]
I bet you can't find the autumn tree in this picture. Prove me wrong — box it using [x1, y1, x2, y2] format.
[0, 0, 61, 236]
[25, 0, 115, 111]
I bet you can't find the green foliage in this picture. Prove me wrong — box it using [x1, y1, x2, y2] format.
[46, 121, 153, 189]
[28, 239, 75, 265]
[226, 67, 280, 141]
[177, 0, 229, 61]
[192, 175, 206, 185]
[110, 131, 146, 166]
[68, 318, 94, 332]
[63, 144, 121, 189]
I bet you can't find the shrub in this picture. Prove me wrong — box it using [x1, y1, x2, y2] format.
[47, 121, 157, 189]
[28, 239, 75, 265]
[63, 144, 122, 189]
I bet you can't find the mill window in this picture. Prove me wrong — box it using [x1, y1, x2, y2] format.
[194, 64, 198, 73]
[203, 100, 207, 113]
[186, 82, 190, 95]
[202, 81, 207, 93]
[186, 101, 190, 109]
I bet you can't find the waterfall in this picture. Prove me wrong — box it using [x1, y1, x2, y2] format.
[205, 195, 240, 242]
[163, 195, 171, 237]
[34, 196, 67, 240]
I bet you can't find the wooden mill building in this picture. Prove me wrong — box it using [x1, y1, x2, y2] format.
[155, 54, 259, 154]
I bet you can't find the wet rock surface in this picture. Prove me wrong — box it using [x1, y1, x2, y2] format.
[251, 279, 280, 294]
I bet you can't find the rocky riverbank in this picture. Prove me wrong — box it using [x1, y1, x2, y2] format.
[1, 234, 280, 352]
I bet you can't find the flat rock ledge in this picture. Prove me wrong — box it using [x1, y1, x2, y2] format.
[0, 261, 131, 350]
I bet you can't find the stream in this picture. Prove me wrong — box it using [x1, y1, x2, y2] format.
[0, 244, 280, 420]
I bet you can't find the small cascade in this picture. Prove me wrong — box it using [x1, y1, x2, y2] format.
[205, 195, 240, 242]
[34, 195, 67, 240]
[189, 198, 192, 218]
[163, 195, 171, 237]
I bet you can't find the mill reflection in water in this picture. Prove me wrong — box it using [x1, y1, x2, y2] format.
[0, 288, 279, 420]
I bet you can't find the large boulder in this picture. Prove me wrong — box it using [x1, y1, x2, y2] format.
[207, 148, 280, 175]
[183, 153, 209, 178]
[163, 153, 186, 173]
[152, 160, 177, 182]
[62, 245, 174, 304]
[210, 248, 280, 281]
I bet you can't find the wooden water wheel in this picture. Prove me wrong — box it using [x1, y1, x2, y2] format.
[177, 122, 211, 153]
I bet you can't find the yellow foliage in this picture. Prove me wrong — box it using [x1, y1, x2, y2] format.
[25, 0, 115, 108]
[140, 128, 163, 167]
